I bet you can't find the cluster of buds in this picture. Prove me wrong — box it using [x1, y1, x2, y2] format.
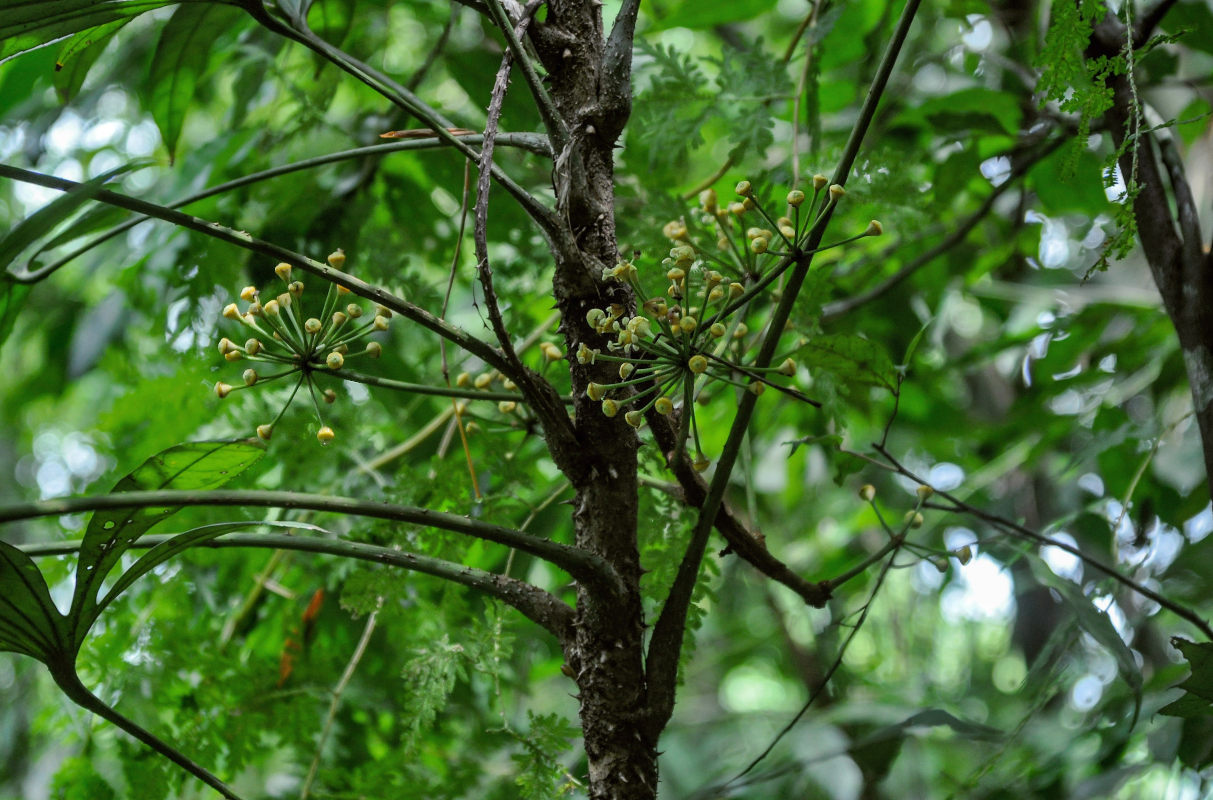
[573, 178, 883, 471]
[212, 250, 390, 444]
[857, 481, 972, 573]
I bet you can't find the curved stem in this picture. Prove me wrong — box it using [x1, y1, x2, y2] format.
[50, 667, 243, 800]
[321, 367, 574, 404]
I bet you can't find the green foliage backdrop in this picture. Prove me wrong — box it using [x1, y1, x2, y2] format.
[2, 0, 1213, 797]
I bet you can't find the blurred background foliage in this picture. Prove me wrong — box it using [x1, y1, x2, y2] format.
[1, 0, 1212, 797]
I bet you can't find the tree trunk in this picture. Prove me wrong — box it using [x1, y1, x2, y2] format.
[531, 1, 660, 796]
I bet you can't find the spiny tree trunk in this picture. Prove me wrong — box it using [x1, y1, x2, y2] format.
[529, 1, 659, 796]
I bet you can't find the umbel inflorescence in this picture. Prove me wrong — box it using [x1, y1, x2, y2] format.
[578, 178, 881, 471]
[212, 250, 389, 444]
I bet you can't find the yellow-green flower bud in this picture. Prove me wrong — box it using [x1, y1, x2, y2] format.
[787, 189, 806, 207]
[214, 381, 232, 398]
[375, 305, 392, 318]
[326, 351, 344, 369]
[735, 180, 752, 197]
[245, 338, 262, 355]
[709, 322, 726, 338]
[327, 248, 346, 269]
[288, 281, 304, 297]
[323, 389, 337, 404]
[274, 262, 292, 281]
[498, 400, 517, 414]
[587, 382, 606, 401]
[240, 286, 257, 302]
[780, 225, 797, 239]
[247, 301, 262, 316]
[587, 308, 606, 328]
[264, 299, 280, 316]
[955, 545, 973, 565]
[866, 220, 883, 236]
[218, 337, 237, 355]
[655, 397, 674, 415]
[859, 484, 876, 502]
[242, 369, 257, 386]
[699, 188, 717, 213]
[257, 424, 273, 441]
[305, 318, 322, 334]
[373, 315, 390, 331]
[222, 303, 240, 320]
[688, 355, 708, 374]
[693, 456, 711, 472]
[749, 381, 765, 396]
[733, 323, 749, 339]
[625, 410, 643, 428]
[456, 372, 471, 387]
[502, 377, 517, 391]
[750, 237, 769, 254]
[474, 373, 494, 389]
[335, 343, 349, 355]
[708, 286, 725, 303]
[904, 511, 925, 529]
[829, 184, 845, 201]
[276, 293, 291, 309]
[778, 358, 796, 376]
[331, 311, 348, 327]
[601, 398, 619, 417]
[346, 303, 363, 318]
[464, 421, 480, 436]
[317, 426, 335, 445]
[812, 174, 828, 190]
[916, 484, 934, 500]
[541, 342, 562, 361]
[619, 363, 634, 379]
[365, 341, 382, 359]
[662, 220, 688, 240]
[224, 350, 242, 362]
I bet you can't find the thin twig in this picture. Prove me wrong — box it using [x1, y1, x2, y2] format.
[483, 0, 568, 148]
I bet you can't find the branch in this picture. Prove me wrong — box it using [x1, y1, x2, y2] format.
[821, 136, 1066, 323]
[0, 164, 515, 376]
[873, 445, 1213, 641]
[483, 0, 568, 149]
[645, 407, 830, 608]
[1153, 118, 1205, 275]
[1135, 0, 1179, 46]
[643, 0, 924, 737]
[317, 367, 574, 405]
[0, 489, 623, 598]
[6, 134, 551, 285]
[600, 0, 640, 132]
[20, 531, 574, 640]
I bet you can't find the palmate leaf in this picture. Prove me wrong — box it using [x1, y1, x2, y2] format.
[68, 439, 265, 649]
[0, 541, 68, 661]
[797, 333, 898, 391]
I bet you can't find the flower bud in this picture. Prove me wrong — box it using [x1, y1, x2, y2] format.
[812, 174, 828, 190]
[662, 220, 688, 240]
[240, 286, 257, 302]
[619, 363, 634, 379]
[289, 281, 304, 297]
[733, 323, 749, 339]
[859, 484, 876, 502]
[317, 426, 335, 444]
[456, 371, 471, 387]
[904, 511, 924, 529]
[735, 180, 752, 197]
[916, 484, 934, 500]
[214, 381, 232, 398]
[502, 377, 517, 391]
[331, 311, 348, 327]
[749, 381, 765, 396]
[829, 184, 846, 201]
[245, 338, 262, 355]
[256, 424, 273, 441]
[866, 220, 883, 236]
[243, 369, 258, 386]
[373, 315, 390, 331]
[274, 262, 292, 280]
[587, 382, 606, 401]
[787, 189, 806, 207]
[326, 351, 344, 369]
[709, 323, 727, 338]
[932, 556, 949, 573]
[218, 337, 237, 355]
[346, 303, 363, 318]
[749, 237, 769, 254]
[955, 545, 973, 565]
[365, 341, 381, 358]
[305, 318, 322, 334]
[601, 398, 619, 418]
[474, 373, 493, 389]
[327, 249, 346, 269]
[464, 421, 480, 435]
[276, 293, 291, 309]
[247, 302, 262, 316]
[224, 350, 242, 362]
[335, 344, 349, 354]
[323, 388, 337, 404]
[587, 308, 606, 328]
[625, 410, 643, 428]
[540, 342, 562, 361]
[679, 316, 697, 333]
[655, 397, 673, 415]
[375, 305, 392, 318]
[498, 400, 517, 414]
[780, 225, 797, 239]
[222, 303, 241, 320]
[693, 456, 711, 472]
[778, 358, 797, 377]
[708, 286, 724, 303]
[264, 299, 281, 316]
[688, 355, 708, 374]
[699, 188, 717, 213]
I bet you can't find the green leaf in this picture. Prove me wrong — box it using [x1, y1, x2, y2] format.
[0, 541, 67, 661]
[52, 17, 133, 102]
[0, 0, 171, 63]
[647, 0, 778, 30]
[68, 440, 265, 648]
[0, 163, 141, 274]
[96, 520, 327, 615]
[1029, 560, 1143, 714]
[0, 274, 31, 349]
[900, 88, 1024, 136]
[798, 333, 897, 391]
[1159, 638, 1213, 718]
[147, 3, 245, 162]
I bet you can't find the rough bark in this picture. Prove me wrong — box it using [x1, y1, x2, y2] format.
[529, 1, 659, 796]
